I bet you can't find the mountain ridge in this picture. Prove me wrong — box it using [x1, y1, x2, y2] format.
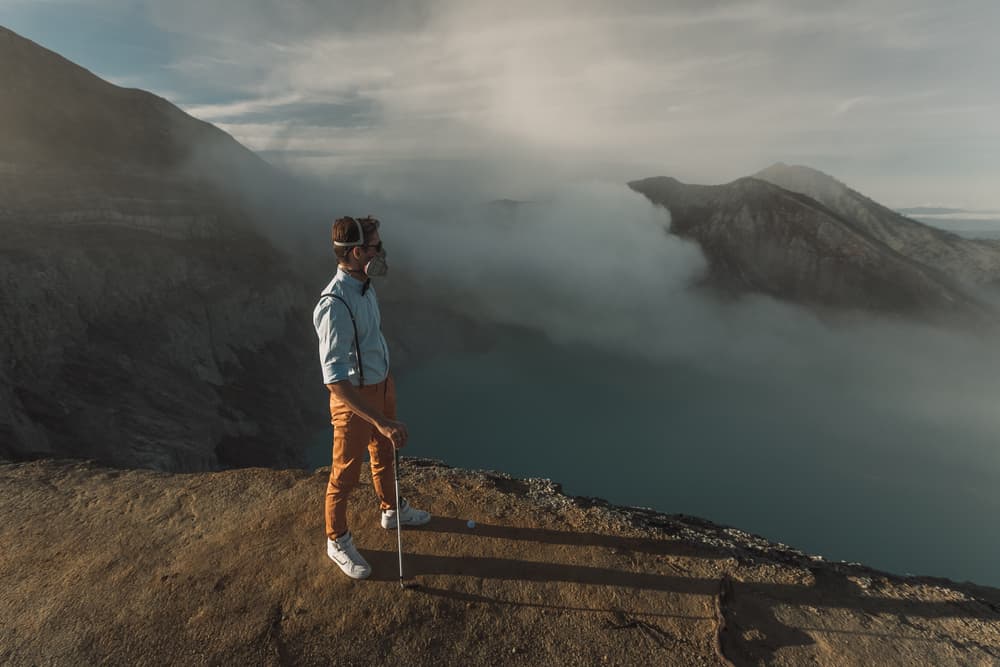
[751, 162, 1000, 287]
[628, 171, 1000, 325]
[0, 24, 267, 180]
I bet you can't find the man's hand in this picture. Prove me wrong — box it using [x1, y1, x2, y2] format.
[376, 418, 409, 449]
[326, 380, 408, 448]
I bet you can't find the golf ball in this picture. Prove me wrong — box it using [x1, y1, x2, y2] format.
[467, 520, 476, 529]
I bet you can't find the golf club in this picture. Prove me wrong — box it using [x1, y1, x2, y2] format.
[393, 447, 418, 589]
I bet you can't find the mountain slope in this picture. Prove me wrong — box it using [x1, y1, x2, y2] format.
[0, 25, 266, 178]
[753, 163, 1000, 287]
[627, 175, 993, 323]
[0, 26, 322, 470]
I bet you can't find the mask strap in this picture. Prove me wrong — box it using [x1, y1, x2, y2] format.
[333, 218, 365, 247]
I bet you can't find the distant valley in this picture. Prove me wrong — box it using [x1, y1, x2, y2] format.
[897, 207, 1000, 240]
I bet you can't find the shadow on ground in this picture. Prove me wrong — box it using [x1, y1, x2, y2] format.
[360, 516, 1000, 664]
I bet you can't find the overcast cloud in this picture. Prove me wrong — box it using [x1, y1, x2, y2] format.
[5, 0, 995, 207]
[142, 0, 1000, 208]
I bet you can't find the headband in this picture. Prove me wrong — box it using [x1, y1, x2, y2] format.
[333, 218, 380, 247]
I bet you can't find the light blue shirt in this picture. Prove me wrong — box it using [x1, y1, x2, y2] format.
[313, 268, 390, 386]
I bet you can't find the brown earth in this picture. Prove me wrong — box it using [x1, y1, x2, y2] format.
[1, 458, 999, 666]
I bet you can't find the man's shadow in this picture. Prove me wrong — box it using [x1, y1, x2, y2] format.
[408, 515, 730, 559]
[363, 517, 1000, 663]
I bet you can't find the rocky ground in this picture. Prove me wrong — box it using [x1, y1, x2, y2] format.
[2, 458, 999, 666]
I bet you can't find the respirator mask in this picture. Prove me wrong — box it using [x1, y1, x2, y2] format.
[365, 249, 388, 277]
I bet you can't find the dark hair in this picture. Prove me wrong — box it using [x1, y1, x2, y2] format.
[332, 215, 380, 261]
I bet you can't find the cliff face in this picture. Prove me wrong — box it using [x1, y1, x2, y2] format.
[753, 163, 1000, 288]
[0, 27, 324, 470]
[0, 203, 322, 471]
[627, 175, 996, 324]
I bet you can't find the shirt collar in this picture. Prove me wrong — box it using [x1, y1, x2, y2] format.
[336, 266, 371, 294]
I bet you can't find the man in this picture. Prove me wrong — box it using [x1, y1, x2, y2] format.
[313, 215, 431, 579]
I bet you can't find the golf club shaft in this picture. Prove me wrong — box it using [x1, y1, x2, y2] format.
[394, 447, 404, 584]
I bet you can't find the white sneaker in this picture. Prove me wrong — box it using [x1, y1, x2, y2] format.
[326, 531, 372, 580]
[381, 498, 431, 530]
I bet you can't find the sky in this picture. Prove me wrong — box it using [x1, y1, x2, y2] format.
[2, 0, 999, 208]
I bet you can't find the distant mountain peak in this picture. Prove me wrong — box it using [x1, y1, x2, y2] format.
[753, 162, 845, 186]
[628, 175, 683, 187]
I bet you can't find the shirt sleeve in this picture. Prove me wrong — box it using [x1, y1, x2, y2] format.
[313, 296, 355, 384]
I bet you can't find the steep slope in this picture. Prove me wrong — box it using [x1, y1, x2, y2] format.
[0, 25, 267, 178]
[2, 458, 998, 665]
[0, 27, 322, 470]
[753, 163, 1000, 287]
[627, 175, 994, 324]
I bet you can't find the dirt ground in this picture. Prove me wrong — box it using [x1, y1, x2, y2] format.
[2, 458, 999, 666]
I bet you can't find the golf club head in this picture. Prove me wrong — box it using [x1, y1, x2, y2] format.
[400, 579, 419, 590]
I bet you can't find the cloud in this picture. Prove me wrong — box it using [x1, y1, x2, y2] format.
[174, 4, 999, 204]
[833, 96, 873, 116]
[182, 95, 307, 123]
[12, 0, 990, 206]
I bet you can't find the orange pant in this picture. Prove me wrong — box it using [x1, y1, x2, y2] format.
[325, 375, 398, 539]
